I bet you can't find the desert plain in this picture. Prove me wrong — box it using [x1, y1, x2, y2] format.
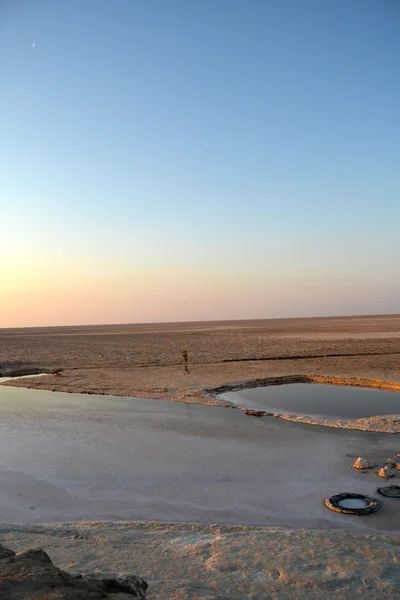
[1, 314, 400, 599]
[2, 313, 400, 401]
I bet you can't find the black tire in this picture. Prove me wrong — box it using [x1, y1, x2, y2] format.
[325, 493, 380, 515]
[377, 485, 400, 499]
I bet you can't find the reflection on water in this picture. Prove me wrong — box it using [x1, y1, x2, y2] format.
[222, 383, 400, 420]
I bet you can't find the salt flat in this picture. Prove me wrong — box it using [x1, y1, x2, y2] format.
[0, 384, 398, 533]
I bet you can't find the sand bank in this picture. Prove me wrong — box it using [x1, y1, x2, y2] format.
[3, 371, 400, 432]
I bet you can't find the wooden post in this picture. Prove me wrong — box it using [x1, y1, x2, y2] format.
[182, 350, 190, 374]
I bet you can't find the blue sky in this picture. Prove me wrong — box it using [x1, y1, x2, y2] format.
[1, 0, 399, 326]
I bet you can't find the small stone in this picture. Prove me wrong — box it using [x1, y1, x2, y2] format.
[386, 458, 397, 466]
[353, 457, 375, 470]
[379, 465, 396, 478]
[243, 409, 265, 417]
[270, 570, 280, 579]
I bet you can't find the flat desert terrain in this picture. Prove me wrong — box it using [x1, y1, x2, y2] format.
[1, 315, 400, 599]
[2, 314, 400, 401]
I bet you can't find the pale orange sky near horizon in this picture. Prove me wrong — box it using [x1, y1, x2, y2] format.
[2, 234, 399, 327]
[2, 262, 399, 328]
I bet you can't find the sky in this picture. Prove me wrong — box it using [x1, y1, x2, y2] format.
[1, 0, 399, 327]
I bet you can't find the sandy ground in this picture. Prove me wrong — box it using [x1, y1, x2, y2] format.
[1, 316, 400, 598]
[1, 521, 399, 599]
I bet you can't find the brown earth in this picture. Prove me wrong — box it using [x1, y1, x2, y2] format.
[1, 315, 400, 406]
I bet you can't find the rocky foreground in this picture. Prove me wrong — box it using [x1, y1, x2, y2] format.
[0, 541, 147, 599]
[2, 521, 400, 599]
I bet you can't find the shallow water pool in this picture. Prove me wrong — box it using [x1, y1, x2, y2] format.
[0, 383, 399, 532]
[222, 383, 400, 419]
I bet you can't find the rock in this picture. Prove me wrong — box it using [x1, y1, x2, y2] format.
[0, 543, 147, 599]
[378, 465, 396, 478]
[0, 546, 15, 559]
[386, 458, 397, 466]
[242, 409, 265, 417]
[87, 575, 149, 596]
[353, 457, 375, 469]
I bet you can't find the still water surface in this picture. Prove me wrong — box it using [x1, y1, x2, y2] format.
[222, 383, 400, 419]
[0, 383, 399, 533]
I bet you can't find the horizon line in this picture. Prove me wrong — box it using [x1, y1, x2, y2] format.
[1, 312, 399, 331]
